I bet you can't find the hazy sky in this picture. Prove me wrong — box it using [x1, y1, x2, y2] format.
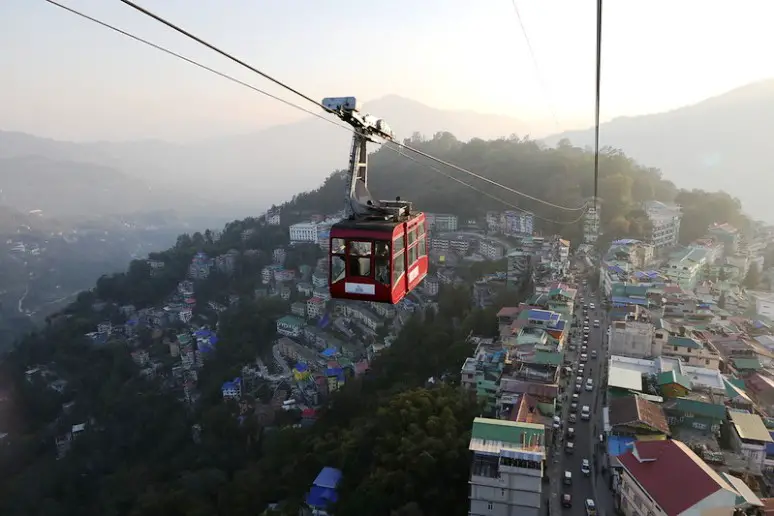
[2, 0, 773, 142]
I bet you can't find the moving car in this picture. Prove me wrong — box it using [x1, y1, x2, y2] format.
[562, 493, 572, 508]
[591, 350, 597, 359]
[585, 499, 597, 516]
[581, 405, 591, 421]
[581, 459, 591, 476]
[586, 378, 594, 392]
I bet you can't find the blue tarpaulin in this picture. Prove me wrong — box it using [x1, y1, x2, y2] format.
[612, 296, 649, 307]
[607, 435, 635, 456]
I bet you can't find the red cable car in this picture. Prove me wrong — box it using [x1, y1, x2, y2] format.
[322, 96, 427, 304]
[329, 212, 428, 304]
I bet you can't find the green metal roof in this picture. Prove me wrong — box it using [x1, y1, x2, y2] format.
[667, 336, 702, 349]
[471, 417, 545, 445]
[732, 357, 762, 370]
[656, 370, 692, 390]
[664, 397, 726, 420]
[533, 351, 564, 366]
[278, 315, 304, 326]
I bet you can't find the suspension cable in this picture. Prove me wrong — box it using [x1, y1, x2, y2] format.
[115, 0, 589, 212]
[45, 0, 590, 215]
[592, 0, 603, 214]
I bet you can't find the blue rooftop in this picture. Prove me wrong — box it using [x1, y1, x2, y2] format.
[527, 309, 559, 323]
[314, 467, 343, 489]
[612, 296, 649, 307]
[322, 348, 337, 357]
[295, 362, 309, 373]
[607, 435, 635, 457]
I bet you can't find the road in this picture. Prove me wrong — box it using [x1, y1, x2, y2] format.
[548, 284, 614, 516]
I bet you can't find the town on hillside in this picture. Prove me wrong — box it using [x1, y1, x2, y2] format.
[13, 199, 774, 516]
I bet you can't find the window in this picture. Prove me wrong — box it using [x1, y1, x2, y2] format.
[374, 241, 390, 285]
[408, 228, 417, 246]
[487, 502, 493, 511]
[418, 236, 426, 257]
[331, 255, 346, 283]
[393, 236, 405, 287]
[408, 245, 418, 265]
[330, 238, 347, 283]
[418, 221, 425, 237]
[348, 241, 372, 278]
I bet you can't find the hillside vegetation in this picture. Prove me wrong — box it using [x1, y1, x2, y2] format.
[0, 133, 752, 516]
[287, 132, 750, 246]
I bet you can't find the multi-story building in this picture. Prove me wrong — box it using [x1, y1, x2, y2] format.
[609, 320, 656, 358]
[423, 275, 440, 296]
[289, 222, 318, 243]
[188, 252, 213, 280]
[266, 209, 281, 226]
[583, 205, 600, 244]
[426, 213, 458, 232]
[662, 246, 710, 289]
[306, 297, 326, 319]
[479, 239, 505, 260]
[276, 315, 304, 338]
[643, 201, 682, 249]
[468, 417, 544, 516]
[707, 223, 740, 257]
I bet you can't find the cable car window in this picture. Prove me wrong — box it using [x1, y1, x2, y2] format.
[331, 238, 346, 255]
[418, 236, 426, 257]
[417, 222, 425, 237]
[331, 255, 346, 283]
[393, 235, 404, 254]
[349, 241, 372, 256]
[408, 245, 418, 265]
[374, 241, 390, 285]
[407, 229, 417, 246]
[393, 250, 405, 286]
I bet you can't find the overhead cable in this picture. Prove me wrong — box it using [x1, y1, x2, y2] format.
[387, 144, 588, 225]
[45, 0, 589, 215]
[592, 0, 603, 212]
[115, 0, 589, 213]
[42, 0, 351, 134]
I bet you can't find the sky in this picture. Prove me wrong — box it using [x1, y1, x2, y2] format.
[2, 0, 774, 142]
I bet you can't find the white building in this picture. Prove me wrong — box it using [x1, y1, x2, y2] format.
[479, 239, 505, 260]
[609, 320, 656, 358]
[426, 213, 458, 232]
[266, 210, 281, 226]
[644, 201, 682, 249]
[468, 418, 544, 516]
[289, 222, 319, 243]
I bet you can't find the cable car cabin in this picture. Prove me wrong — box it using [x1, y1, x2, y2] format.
[329, 213, 428, 304]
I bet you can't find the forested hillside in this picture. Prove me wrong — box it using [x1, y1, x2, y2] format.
[0, 133, 752, 515]
[286, 133, 750, 245]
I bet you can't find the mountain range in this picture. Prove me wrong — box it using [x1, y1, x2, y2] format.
[1, 83, 773, 222]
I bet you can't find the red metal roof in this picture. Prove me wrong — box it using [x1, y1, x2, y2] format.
[618, 440, 727, 516]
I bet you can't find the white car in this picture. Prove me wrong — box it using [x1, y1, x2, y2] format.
[585, 499, 597, 516]
[593, 320, 600, 328]
[581, 459, 591, 475]
[580, 353, 588, 362]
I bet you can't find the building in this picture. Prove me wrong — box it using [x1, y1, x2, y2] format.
[583, 205, 600, 244]
[306, 297, 326, 319]
[663, 246, 710, 289]
[609, 320, 656, 359]
[277, 315, 304, 338]
[607, 395, 670, 439]
[289, 222, 319, 243]
[618, 439, 761, 516]
[426, 213, 459, 232]
[305, 466, 342, 516]
[468, 417, 544, 516]
[479, 239, 505, 260]
[727, 410, 774, 473]
[643, 201, 682, 249]
[266, 209, 281, 226]
[707, 223, 740, 257]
